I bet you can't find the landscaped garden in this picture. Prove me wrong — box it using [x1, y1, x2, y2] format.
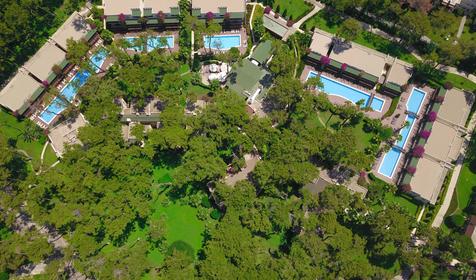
[0, 109, 57, 171]
[268, 0, 312, 21]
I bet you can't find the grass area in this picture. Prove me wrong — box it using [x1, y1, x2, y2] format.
[427, 71, 476, 93]
[253, 4, 264, 22]
[271, 0, 312, 21]
[306, 110, 373, 152]
[266, 232, 284, 250]
[303, 10, 418, 65]
[452, 165, 476, 214]
[42, 144, 58, 169]
[179, 64, 190, 75]
[0, 109, 56, 171]
[384, 193, 420, 217]
[102, 187, 207, 267]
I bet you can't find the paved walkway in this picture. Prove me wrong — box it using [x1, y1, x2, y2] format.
[432, 114, 476, 227]
[293, 0, 324, 30]
[224, 154, 260, 186]
[456, 16, 467, 39]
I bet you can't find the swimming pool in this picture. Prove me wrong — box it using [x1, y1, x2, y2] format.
[39, 97, 68, 124]
[406, 87, 426, 114]
[125, 37, 144, 52]
[147, 36, 174, 51]
[203, 34, 241, 50]
[378, 147, 403, 178]
[395, 115, 416, 149]
[90, 48, 108, 73]
[308, 72, 385, 112]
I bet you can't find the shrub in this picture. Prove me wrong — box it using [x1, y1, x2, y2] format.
[466, 203, 476, 215]
[224, 12, 231, 20]
[470, 160, 476, 173]
[201, 196, 211, 208]
[264, 6, 272, 14]
[41, 80, 49, 88]
[118, 13, 126, 23]
[448, 214, 465, 228]
[157, 11, 165, 22]
[419, 130, 431, 139]
[167, 240, 195, 258]
[320, 56, 330, 65]
[210, 209, 222, 220]
[400, 184, 412, 193]
[412, 145, 425, 158]
[357, 171, 367, 186]
[341, 63, 347, 71]
[444, 82, 453, 90]
[206, 11, 214, 21]
[274, 13, 279, 19]
[282, 9, 287, 18]
[427, 111, 437, 122]
[379, 127, 393, 141]
[406, 166, 417, 175]
[286, 20, 294, 27]
[51, 64, 63, 75]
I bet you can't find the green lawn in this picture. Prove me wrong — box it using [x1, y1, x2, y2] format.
[427, 71, 476, 93]
[0, 109, 56, 171]
[305, 110, 373, 152]
[272, 0, 311, 21]
[42, 144, 58, 169]
[102, 187, 207, 268]
[384, 193, 420, 217]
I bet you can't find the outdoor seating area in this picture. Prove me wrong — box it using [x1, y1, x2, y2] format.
[201, 62, 231, 84]
[48, 114, 87, 156]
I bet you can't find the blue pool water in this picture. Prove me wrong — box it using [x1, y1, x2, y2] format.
[308, 72, 385, 111]
[90, 48, 108, 73]
[395, 115, 416, 149]
[125, 37, 144, 52]
[147, 36, 174, 51]
[406, 87, 426, 114]
[203, 35, 241, 50]
[378, 147, 402, 178]
[38, 49, 106, 124]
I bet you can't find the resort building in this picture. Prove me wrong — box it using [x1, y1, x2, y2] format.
[464, 215, 476, 248]
[399, 88, 474, 204]
[0, 70, 44, 115]
[103, 0, 180, 32]
[23, 41, 68, 85]
[191, 0, 246, 29]
[51, 11, 97, 51]
[441, 0, 476, 11]
[305, 29, 412, 93]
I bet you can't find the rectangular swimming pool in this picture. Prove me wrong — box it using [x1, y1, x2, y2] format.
[378, 147, 402, 178]
[203, 34, 241, 50]
[147, 36, 174, 51]
[406, 87, 426, 114]
[308, 72, 385, 112]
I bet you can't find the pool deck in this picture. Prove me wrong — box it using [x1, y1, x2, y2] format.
[115, 31, 180, 55]
[301, 65, 391, 119]
[197, 28, 248, 56]
[373, 85, 436, 184]
[30, 39, 113, 128]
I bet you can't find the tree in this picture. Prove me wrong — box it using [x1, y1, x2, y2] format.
[157, 250, 195, 279]
[407, 0, 433, 14]
[398, 11, 431, 45]
[268, 42, 294, 77]
[204, 22, 222, 53]
[336, 18, 362, 42]
[66, 38, 90, 68]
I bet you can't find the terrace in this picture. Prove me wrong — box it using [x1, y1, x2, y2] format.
[226, 59, 273, 102]
[48, 114, 87, 156]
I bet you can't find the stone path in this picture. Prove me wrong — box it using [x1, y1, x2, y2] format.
[456, 16, 467, 39]
[432, 114, 476, 228]
[224, 154, 260, 186]
[293, 0, 324, 30]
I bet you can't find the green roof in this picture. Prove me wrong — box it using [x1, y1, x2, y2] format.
[409, 157, 420, 168]
[226, 59, 271, 98]
[361, 73, 378, 83]
[121, 114, 161, 123]
[47, 72, 57, 83]
[401, 173, 412, 185]
[431, 102, 441, 113]
[59, 59, 69, 69]
[106, 15, 119, 22]
[170, 7, 180, 15]
[308, 52, 321, 61]
[131, 8, 141, 17]
[438, 87, 447, 97]
[417, 137, 426, 146]
[250, 40, 272, 64]
[126, 20, 139, 25]
[192, 8, 201, 16]
[17, 86, 45, 115]
[164, 18, 179, 24]
[229, 12, 245, 19]
[85, 29, 97, 41]
[263, 15, 288, 38]
[329, 59, 342, 68]
[345, 66, 360, 76]
[219, 7, 227, 14]
[148, 19, 159, 24]
[423, 121, 433, 131]
[383, 82, 402, 93]
[143, 8, 152, 17]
